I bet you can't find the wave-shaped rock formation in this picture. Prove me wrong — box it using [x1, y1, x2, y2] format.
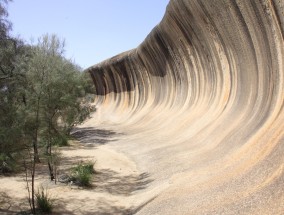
[86, 0, 283, 214]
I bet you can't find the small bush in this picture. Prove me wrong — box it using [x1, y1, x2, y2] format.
[72, 161, 94, 174]
[0, 154, 17, 174]
[71, 161, 94, 187]
[35, 187, 53, 214]
[53, 134, 68, 147]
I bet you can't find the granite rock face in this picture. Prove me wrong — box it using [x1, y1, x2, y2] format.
[87, 0, 284, 214]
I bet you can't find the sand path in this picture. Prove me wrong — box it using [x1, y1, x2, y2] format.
[0, 112, 158, 214]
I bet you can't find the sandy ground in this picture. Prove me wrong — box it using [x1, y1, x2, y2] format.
[0, 113, 157, 215]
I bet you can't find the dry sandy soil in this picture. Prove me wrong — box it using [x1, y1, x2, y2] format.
[0, 113, 156, 215]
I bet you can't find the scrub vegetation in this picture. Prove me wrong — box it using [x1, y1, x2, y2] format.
[0, 1, 96, 214]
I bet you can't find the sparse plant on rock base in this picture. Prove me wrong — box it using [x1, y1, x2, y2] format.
[35, 187, 54, 214]
[70, 161, 95, 187]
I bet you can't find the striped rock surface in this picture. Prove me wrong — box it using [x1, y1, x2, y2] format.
[86, 0, 284, 214]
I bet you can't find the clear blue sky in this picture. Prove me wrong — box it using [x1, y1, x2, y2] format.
[8, 1, 170, 69]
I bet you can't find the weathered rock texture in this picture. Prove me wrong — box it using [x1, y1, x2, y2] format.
[87, 0, 284, 214]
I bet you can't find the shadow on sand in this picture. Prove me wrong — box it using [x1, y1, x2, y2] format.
[93, 169, 153, 195]
[55, 198, 135, 215]
[0, 191, 30, 215]
[71, 127, 122, 145]
[54, 170, 153, 214]
[54, 127, 155, 214]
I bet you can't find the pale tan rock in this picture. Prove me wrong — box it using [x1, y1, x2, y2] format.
[86, 0, 284, 214]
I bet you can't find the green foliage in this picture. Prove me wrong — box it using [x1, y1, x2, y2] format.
[0, 31, 96, 215]
[0, 0, 11, 39]
[0, 153, 13, 173]
[0, 1, 96, 213]
[35, 187, 53, 214]
[0, 0, 30, 170]
[0, 33, 95, 174]
[25, 34, 94, 141]
[53, 134, 68, 147]
[71, 161, 94, 187]
[72, 161, 94, 174]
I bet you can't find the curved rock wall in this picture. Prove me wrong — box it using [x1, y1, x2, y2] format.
[87, 0, 284, 214]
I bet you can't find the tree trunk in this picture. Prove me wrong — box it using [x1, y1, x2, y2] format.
[47, 118, 54, 181]
[47, 161, 54, 181]
[31, 158, 36, 214]
[33, 96, 41, 163]
[33, 139, 40, 163]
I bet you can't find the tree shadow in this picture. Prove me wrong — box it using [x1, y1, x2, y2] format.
[0, 191, 12, 212]
[0, 191, 29, 214]
[55, 197, 135, 215]
[54, 194, 157, 215]
[92, 199, 134, 215]
[0, 169, 154, 214]
[53, 170, 153, 214]
[71, 127, 122, 146]
[93, 169, 153, 196]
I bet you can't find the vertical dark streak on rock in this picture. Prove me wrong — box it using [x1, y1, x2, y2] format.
[85, 1, 284, 213]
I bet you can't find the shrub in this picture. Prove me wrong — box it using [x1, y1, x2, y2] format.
[72, 161, 94, 174]
[53, 134, 68, 147]
[0, 153, 17, 174]
[71, 161, 94, 187]
[35, 187, 53, 214]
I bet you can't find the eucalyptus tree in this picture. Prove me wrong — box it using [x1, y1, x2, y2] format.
[25, 34, 93, 180]
[0, 0, 30, 173]
[0, 2, 95, 212]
